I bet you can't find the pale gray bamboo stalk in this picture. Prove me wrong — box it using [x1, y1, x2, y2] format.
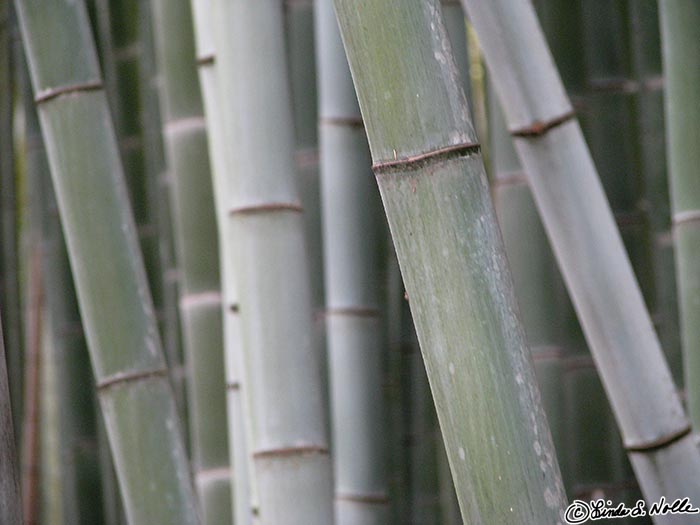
[333, 0, 567, 521]
[188, 0, 254, 521]
[462, 0, 700, 506]
[149, 0, 231, 522]
[212, 0, 334, 522]
[314, 0, 387, 522]
[14, 0, 200, 522]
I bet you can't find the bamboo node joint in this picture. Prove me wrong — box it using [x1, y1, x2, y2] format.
[35, 80, 104, 104]
[510, 109, 576, 138]
[624, 425, 692, 453]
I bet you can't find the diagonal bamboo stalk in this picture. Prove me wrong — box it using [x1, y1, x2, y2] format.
[149, 0, 231, 522]
[314, 0, 388, 523]
[212, 0, 334, 522]
[332, 0, 567, 521]
[659, 0, 700, 428]
[14, 0, 200, 522]
[461, 0, 700, 505]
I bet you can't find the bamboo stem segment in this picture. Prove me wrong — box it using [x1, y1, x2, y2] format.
[212, 0, 334, 521]
[332, 0, 567, 522]
[659, 0, 700, 428]
[149, 0, 231, 522]
[14, 0, 200, 522]
[314, 0, 388, 522]
[0, 312, 21, 524]
[461, 0, 700, 504]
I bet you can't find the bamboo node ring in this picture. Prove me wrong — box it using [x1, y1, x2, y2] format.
[509, 109, 576, 138]
[96, 367, 169, 391]
[35, 80, 104, 104]
[624, 424, 692, 453]
[372, 140, 481, 173]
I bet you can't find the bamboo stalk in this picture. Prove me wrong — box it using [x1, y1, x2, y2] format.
[0, 0, 22, 442]
[188, 0, 255, 521]
[461, 0, 700, 505]
[314, 0, 388, 522]
[134, 0, 187, 417]
[660, 0, 700, 427]
[14, 0, 200, 522]
[0, 311, 21, 524]
[149, 0, 231, 522]
[20, 243, 42, 525]
[630, 1, 681, 384]
[212, 0, 334, 522]
[333, 0, 567, 521]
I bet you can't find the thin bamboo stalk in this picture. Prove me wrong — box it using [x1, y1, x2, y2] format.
[134, 0, 187, 417]
[0, 312, 21, 524]
[333, 0, 567, 521]
[188, 0, 254, 521]
[14, 0, 200, 522]
[314, 0, 387, 522]
[461, 0, 700, 505]
[0, 0, 22, 442]
[660, 0, 700, 427]
[629, 1, 681, 383]
[212, 0, 334, 522]
[20, 245, 41, 525]
[149, 0, 231, 522]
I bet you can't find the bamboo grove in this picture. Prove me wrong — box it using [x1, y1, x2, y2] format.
[0, 0, 699, 524]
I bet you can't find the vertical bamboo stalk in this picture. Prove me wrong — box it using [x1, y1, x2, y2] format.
[212, 0, 334, 522]
[333, 0, 567, 521]
[660, 0, 700, 427]
[0, 0, 21, 441]
[188, 0, 254, 521]
[461, 0, 700, 505]
[314, 0, 387, 522]
[149, 0, 231, 522]
[0, 312, 21, 524]
[14, 0, 200, 522]
[630, 2, 681, 383]
[134, 0, 186, 415]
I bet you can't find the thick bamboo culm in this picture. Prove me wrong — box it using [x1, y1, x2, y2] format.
[14, 0, 200, 522]
[314, 0, 388, 523]
[188, 0, 254, 521]
[333, 0, 567, 522]
[461, 0, 700, 505]
[0, 312, 21, 525]
[149, 0, 231, 522]
[660, 0, 700, 427]
[212, 0, 334, 522]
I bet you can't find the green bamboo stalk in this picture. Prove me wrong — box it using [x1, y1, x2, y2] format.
[0, 0, 21, 442]
[134, 0, 187, 417]
[314, 0, 387, 522]
[188, 0, 254, 521]
[149, 0, 231, 522]
[212, 0, 334, 522]
[0, 311, 21, 524]
[14, 0, 200, 522]
[333, 0, 567, 522]
[660, 0, 700, 427]
[461, 0, 700, 505]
